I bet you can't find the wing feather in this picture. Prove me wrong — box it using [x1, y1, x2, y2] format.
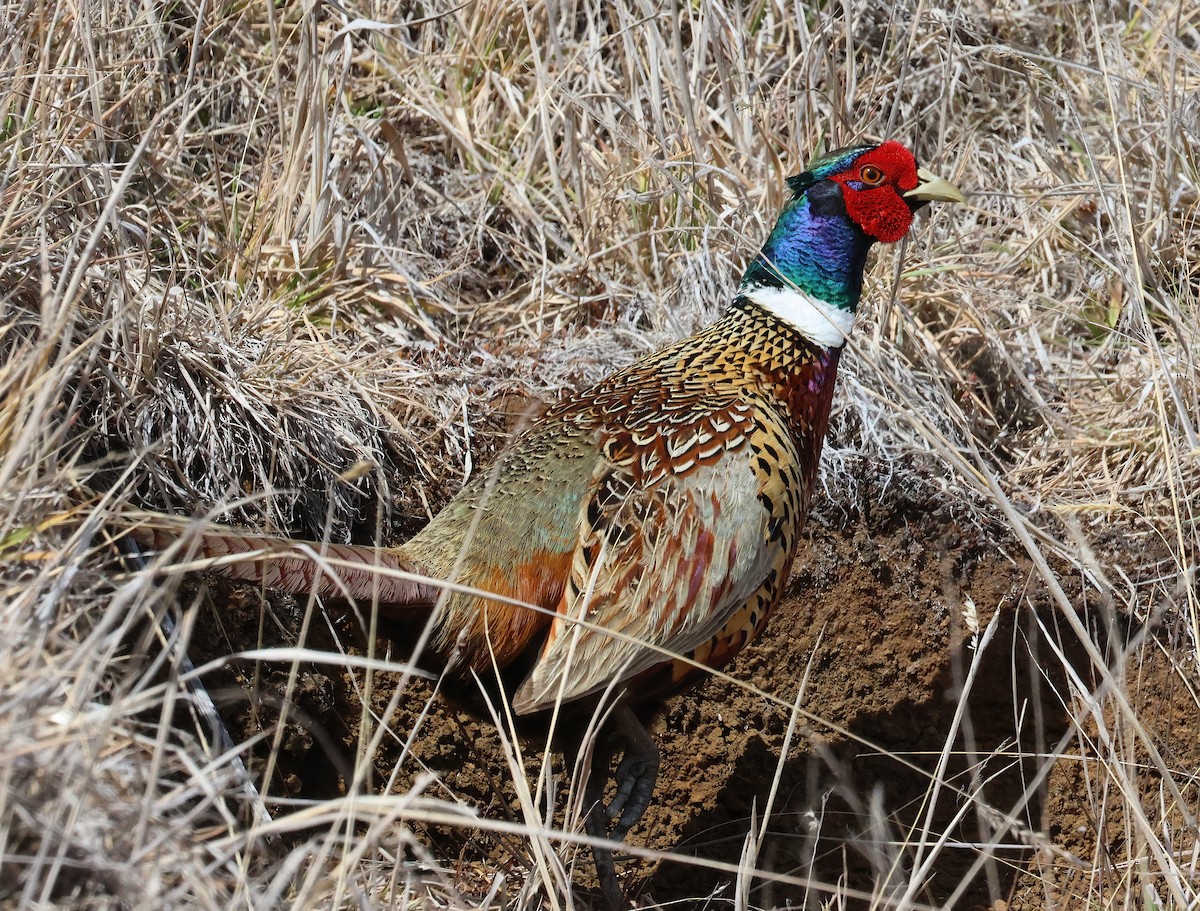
[511, 398, 795, 714]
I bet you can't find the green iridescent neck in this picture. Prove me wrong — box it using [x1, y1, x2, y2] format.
[738, 176, 874, 312]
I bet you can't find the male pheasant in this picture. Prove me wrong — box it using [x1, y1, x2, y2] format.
[131, 141, 961, 908]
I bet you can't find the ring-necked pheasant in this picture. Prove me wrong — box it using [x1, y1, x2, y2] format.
[130, 140, 962, 908]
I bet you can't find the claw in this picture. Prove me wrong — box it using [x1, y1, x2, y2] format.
[608, 753, 657, 839]
[607, 706, 660, 837]
[574, 703, 661, 910]
[606, 755, 638, 819]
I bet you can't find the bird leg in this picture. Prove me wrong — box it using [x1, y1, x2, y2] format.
[605, 705, 660, 841]
[581, 742, 624, 910]
[577, 703, 661, 909]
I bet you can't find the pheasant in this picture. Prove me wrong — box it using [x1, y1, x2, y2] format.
[130, 140, 962, 908]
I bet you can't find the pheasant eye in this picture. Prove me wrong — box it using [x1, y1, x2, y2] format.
[859, 164, 885, 186]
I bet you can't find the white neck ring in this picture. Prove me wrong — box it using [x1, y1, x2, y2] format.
[741, 284, 856, 348]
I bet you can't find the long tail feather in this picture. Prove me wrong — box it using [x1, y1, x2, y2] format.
[128, 519, 439, 609]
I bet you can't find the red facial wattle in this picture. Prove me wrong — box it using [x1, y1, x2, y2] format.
[829, 141, 922, 244]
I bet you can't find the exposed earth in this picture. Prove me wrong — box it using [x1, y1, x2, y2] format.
[172, 463, 1196, 909]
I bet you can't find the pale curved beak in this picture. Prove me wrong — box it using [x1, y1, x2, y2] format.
[904, 167, 965, 204]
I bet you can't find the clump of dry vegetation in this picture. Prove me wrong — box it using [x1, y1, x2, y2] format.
[2, 0, 1197, 908]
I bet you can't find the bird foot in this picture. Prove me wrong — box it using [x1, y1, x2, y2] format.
[606, 751, 658, 839]
[580, 704, 661, 910]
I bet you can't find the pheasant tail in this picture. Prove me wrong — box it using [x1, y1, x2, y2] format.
[130, 522, 439, 609]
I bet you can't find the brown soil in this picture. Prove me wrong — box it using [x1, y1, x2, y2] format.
[171, 474, 1197, 910]
[1006, 625, 1200, 911]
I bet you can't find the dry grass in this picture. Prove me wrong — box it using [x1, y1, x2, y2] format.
[2, 0, 1198, 907]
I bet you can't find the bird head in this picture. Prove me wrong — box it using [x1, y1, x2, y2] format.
[787, 140, 965, 244]
[739, 141, 963, 327]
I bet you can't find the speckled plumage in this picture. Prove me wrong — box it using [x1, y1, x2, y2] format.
[131, 141, 962, 909]
[404, 299, 840, 713]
